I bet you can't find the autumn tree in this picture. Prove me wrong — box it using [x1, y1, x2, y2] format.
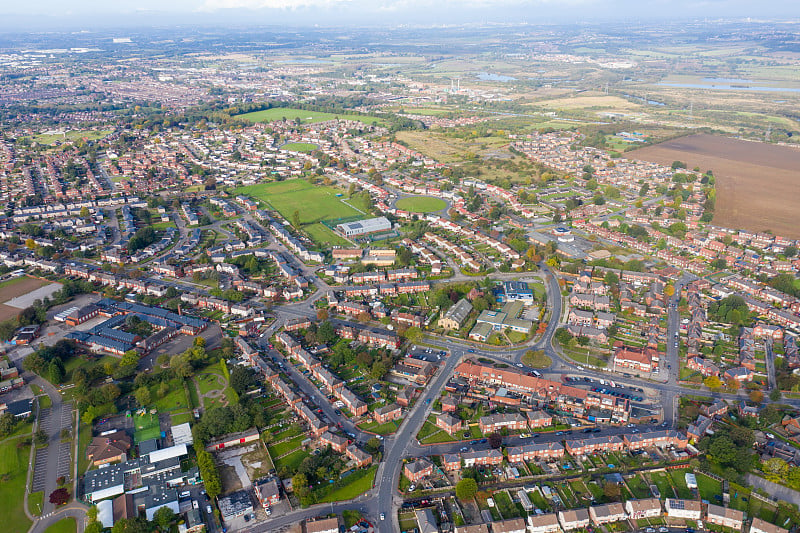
[455, 478, 478, 501]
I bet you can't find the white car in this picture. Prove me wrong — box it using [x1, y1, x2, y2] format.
[516, 363, 523, 367]
[206, 505, 213, 514]
[380, 513, 385, 521]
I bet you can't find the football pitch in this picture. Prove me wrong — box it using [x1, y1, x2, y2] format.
[134, 413, 161, 443]
[235, 107, 380, 125]
[235, 179, 358, 246]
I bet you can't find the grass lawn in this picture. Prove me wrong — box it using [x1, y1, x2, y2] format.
[419, 429, 457, 445]
[304, 222, 351, 246]
[696, 473, 722, 502]
[43, 518, 77, 533]
[358, 420, 400, 435]
[493, 491, 520, 519]
[0, 439, 32, 532]
[171, 411, 194, 426]
[317, 466, 377, 503]
[38, 394, 52, 410]
[235, 180, 361, 235]
[77, 419, 93, 475]
[669, 469, 693, 499]
[522, 350, 552, 368]
[197, 372, 225, 396]
[268, 435, 306, 457]
[134, 413, 161, 443]
[274, 449, 310, 472]
[151, 378, 190, 412]
[31, 130, 110, 145]
[28, 491, 43, 516]
[626, 475, 652, 499]
[395, 196, 447, 213]
[281, 142, 318, 153]
[644, 472, 670, 498]
[236, 107, 380, 125]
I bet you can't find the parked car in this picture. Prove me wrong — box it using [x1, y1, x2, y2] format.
[206, 505, 213, 514]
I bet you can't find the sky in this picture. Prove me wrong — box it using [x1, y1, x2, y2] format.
[1, 0, 799, 29]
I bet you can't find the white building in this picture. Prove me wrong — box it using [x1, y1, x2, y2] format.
[336, 216, 392, 237]
[665, 499, 702, 520]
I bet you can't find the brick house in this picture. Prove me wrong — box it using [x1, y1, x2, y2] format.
[436, 413, 462, 435]
[565, 435, 624, 456]
[373, 403, 402, 424]
[461, 449, 503, 467]
[404, 458, 434, 482]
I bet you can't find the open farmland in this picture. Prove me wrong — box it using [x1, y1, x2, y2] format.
[236, 107, 380, 125]
[630, 134, 800, 238]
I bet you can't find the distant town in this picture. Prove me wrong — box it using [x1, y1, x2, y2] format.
[0, 19, 799, 533]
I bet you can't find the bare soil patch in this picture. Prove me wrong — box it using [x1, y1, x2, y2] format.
[0, 304, 19, 322]
[630, 134, 800, 238]
[0, 276, 50, 303]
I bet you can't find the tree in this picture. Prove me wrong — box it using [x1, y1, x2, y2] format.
[455, 478, 478, 501]
[603, 481, 621, 502]
[762, 458, 789, 483]
[370, 361, 386, 380]
[194, 336, 206, 348]
[197, 450, 222, 499]
[49, 488, 70, 506]
[749, 390, 764, 403]
[153, 506, 176, 531]
[770, 388, 782, 402]
[157, 382, 170, 399]
[365, 437, 381, 455]
[87, 506, 98, 523]
[404, 326, 423, 343]
[664, 284, 675, 298]
[316, 308, 329, 321]
[135, 386, 151, 407]
[48, 360, 65, 384]
[292, 472, 311, 504]
[291, 209, 301, 229]
[317, 321, 336, 344]
[704, 375, 722, 390]
[34, 429, 48, 446]
[487, 432, 502, 449]
[230, 366, 256, 395]
[120, 350, 140, 368]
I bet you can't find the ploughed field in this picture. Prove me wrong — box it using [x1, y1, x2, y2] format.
[630, 134, 800, 238]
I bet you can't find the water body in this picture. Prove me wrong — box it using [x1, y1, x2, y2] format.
[622, 93, 666, 106]
[477, 72, 517, 82]
[657, 82, 800, 93]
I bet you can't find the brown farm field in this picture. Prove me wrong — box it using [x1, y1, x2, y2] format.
[630, 134, 800, 238]
[0, 276, 50, 320]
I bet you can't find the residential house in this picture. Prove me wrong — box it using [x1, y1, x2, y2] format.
[436, 413, 462, 435]
[491, 518, 527, 533]
[373, 403, 402, 424]
[305, 517, 339, 533]
[749, 518, 788, 533]
[664, 499, 702, 520]
[439, 299, 473, 330]
[254, 478, 281, 508]
[625, 498, 662, 519]
[527, 513, 560, 533]
[404, 458, 434, 482]
[706, 504, 744, 530]
[558, 508, 591, 531]
[589, 502, 627, 525]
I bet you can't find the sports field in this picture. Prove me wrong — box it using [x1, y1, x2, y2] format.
[395, 196, 447, 213]
[630, 134, 800, 238]
[236, 107, 380, 125]
[134, 412, 161, 443]
[235, 179, 358, 245]
[281, 142, 318, 153]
